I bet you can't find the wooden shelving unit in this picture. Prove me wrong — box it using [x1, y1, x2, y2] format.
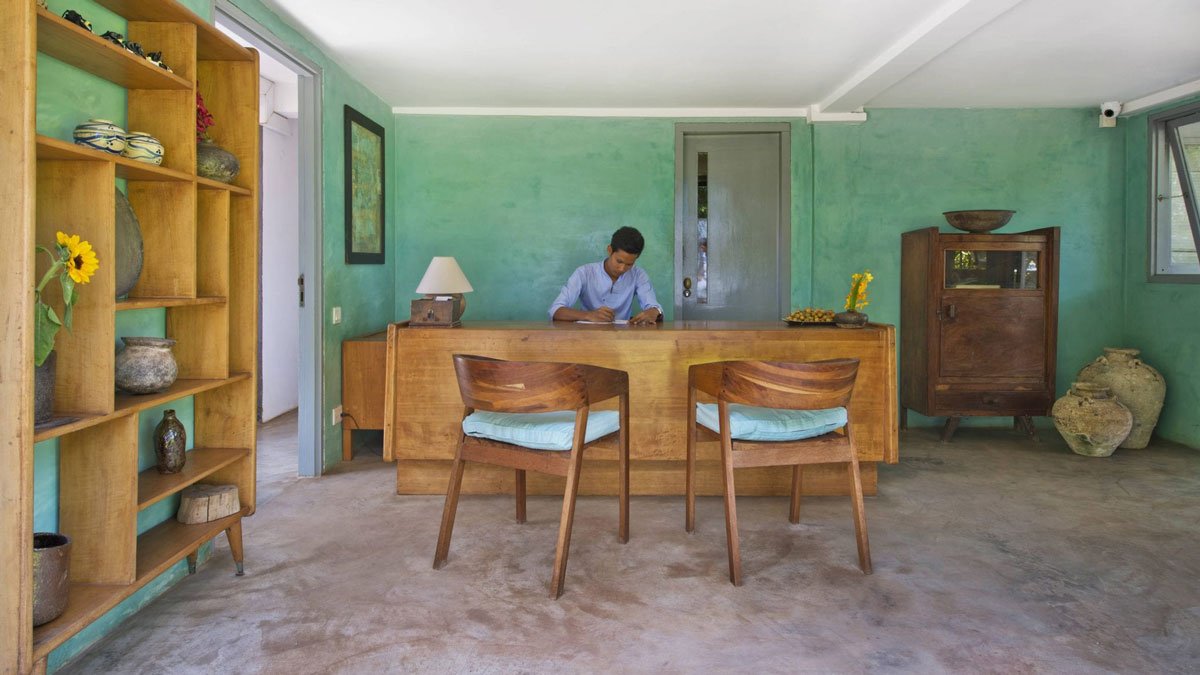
[7, 1, 261, 670]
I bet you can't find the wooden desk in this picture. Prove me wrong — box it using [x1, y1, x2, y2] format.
[384, 321, 897, 496]
[341, 330, 387, 460]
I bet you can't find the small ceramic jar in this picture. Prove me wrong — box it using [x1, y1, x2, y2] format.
[123, 131, 164, 165]
[73, 119, 126, 155]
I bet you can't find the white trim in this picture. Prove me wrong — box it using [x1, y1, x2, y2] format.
[1123, 78, 1200, 116]
[392, 106, 811, 118]
[818, 0, 1026, 113]
[807, 105, 868, 124]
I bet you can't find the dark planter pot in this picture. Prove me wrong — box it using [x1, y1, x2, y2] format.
[834, 310, 868, 329]
[33, 532, 71, 626]
[34, 351, 56, 425]
[154, 409, 187, 474]
[114, 187, 144, 299]
[196, 139, 240, 184]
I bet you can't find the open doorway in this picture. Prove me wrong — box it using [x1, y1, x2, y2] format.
[215, 3, 325, 483]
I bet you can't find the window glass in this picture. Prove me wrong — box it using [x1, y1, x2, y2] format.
[1151, 104, 1200, 280]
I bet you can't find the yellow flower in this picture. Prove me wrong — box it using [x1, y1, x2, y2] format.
[57, 231, 99, 284]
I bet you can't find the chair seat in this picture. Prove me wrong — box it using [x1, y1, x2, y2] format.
[695, 403, 847, 442]
[463, 410, 620, 451]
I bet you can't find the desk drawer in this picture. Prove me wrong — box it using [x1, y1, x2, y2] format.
[933, 390, 1050, 415]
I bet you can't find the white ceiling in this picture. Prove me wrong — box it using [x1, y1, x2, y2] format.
[258, 0, 1200, 114]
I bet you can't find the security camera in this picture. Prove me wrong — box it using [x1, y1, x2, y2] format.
[1101, 101, 1122, 118]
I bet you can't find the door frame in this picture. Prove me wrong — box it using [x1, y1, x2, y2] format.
[214, 1, 326, 477]
[673, 123, 791, 320]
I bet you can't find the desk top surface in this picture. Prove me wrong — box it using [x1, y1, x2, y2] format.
[398, 320, 892, 333]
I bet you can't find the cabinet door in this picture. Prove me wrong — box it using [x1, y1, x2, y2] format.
[937, 243, 1047, 381]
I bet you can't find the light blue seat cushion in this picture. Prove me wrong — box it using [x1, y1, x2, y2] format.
[462, 410, 620, 451]
[696, 403, 847, 442]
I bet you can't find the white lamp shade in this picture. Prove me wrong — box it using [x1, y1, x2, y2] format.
[415, 256, 473, 294]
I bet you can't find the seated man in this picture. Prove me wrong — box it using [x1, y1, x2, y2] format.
[548, 226, 663, 325]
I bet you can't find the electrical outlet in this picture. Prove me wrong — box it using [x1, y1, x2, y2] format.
[331, 306, 342, 325]
[331, 405, 342, 426]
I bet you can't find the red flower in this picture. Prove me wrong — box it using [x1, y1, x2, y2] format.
[196, 92, 215, 141]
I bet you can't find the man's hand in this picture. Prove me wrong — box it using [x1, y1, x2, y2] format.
[629, 308, 660, 325]
[587, 306, 615, 322]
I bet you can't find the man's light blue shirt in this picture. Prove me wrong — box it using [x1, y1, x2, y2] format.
[548, 261, 663, 321]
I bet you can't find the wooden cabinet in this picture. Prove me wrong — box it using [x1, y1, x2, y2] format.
[341, 329, 389, 461]
[4, 1, 260, 670]
[900, 227, 1059, 440]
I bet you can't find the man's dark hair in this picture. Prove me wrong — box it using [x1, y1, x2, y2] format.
[610, 226, 645, 255]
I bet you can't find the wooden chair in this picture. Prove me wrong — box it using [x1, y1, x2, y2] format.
[433, 354, 630, 598]
[685, 358, 871, 586]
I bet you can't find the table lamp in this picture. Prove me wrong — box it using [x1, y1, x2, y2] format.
[410, 256, 473, 327]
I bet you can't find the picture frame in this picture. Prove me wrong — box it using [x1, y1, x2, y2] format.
[344, 105, 386, 264]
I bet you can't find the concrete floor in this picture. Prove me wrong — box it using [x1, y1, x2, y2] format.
[61, 424, 1200, 673]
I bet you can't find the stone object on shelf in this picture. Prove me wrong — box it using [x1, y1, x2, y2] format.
[99, 30, 125, 48]
[32, 532, 71, 627]
[115, 336, 178, 394]
[114, 187, 144, 299]
[1076, 347, 1165, 449]
[73, 118, 126, 155]
[177, 484, 241, 524]
[61, 9, 91, 32]
[196, 139, 240, 183]
[154, 409, 186, 474]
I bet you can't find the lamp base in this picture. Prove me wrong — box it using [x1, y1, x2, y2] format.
[410, 295, 464, 327]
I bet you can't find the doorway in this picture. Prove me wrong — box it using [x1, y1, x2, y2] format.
[674, 124, 791, 321]
[215, 3, 325, 479]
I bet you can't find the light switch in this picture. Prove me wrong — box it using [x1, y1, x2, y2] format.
[331, 306, 342, 324]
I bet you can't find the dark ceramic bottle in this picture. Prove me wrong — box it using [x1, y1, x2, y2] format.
[154, 409, 187, 474]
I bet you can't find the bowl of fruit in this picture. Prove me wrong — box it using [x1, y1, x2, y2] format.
[784, 307, 836, 325]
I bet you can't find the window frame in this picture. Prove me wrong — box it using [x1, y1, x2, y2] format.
[1148, 101, 1200, 283]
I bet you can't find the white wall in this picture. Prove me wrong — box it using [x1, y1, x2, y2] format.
[261, 117, 300, 421]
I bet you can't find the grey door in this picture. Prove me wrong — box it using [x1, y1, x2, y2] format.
[676, 128, 789, 321]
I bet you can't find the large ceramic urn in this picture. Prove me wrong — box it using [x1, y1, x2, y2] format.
[1051, 382, 1133, 457]
[1076, 348, 1165, 449]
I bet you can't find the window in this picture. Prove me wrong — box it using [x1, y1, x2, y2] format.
[1150, 102, 1200, 280]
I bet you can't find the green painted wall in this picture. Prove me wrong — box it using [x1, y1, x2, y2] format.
[394, 110, 1128, 430]
[1121, 96, 1200, 447]
[35, 0, 394, 668]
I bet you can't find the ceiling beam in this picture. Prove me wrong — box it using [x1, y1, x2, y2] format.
[819, 0, 1027, 113]
[391, 107, 812, 118]
[1122, 78, 1200, 116]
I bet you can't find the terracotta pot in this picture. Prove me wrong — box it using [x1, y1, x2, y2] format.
[1051, 382, 1133, 457]
[154, 409, 187, 474]
[834, 310, 868, 329]
[196, 139, 240, 183]
[1077, 348, 1165, 449]
[115, 337, 178, 394]
[33, 532, 71, 627]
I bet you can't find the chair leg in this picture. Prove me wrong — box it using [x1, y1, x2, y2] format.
[718, 404, 742, 586]
[789, 465, 803, 524]
[515, 469, 526, 524]
[433, 439, 467, 569]
[847, 457, 873, 575]
[619, 393, 630, 543]
[685, 387, 697, 533]
[550, 448, 586, 599]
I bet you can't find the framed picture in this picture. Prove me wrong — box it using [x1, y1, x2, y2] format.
[344, 105, 386, 264]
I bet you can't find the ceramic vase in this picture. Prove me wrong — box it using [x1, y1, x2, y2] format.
[122, 131, 164, 165]
[32, 532, 71, 627]
[114, 188, 144, 299]
[154, 410, 187, 474]
[34, 350, 55, 425]
[196, 139, 240, 183]
[1051, 382, 1133, 457]
[834, 310, 868, 329]
[1076, 348, 1165, 449]
[115, 337, 178, 394]
[73, 119, 126, 155]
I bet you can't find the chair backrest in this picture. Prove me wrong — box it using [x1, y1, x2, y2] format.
[720, 358, 859, 411]
[453, 354, 587, 413]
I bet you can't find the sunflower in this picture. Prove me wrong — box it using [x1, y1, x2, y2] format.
[56, 231, 100, 284]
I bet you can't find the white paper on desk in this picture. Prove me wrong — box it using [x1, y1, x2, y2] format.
[576, 319, 629, 325]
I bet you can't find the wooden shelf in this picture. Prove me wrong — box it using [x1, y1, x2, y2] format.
[196, 175, 252, 195]
[92, 0, 253, 62]
[32, 509, 246, 660]
[138, 447, 247, 509]
[35, 8, 192, 90]
[36, 135, 192, 182]
[117, 296, 226, 311]
[33, 374, 250, 443]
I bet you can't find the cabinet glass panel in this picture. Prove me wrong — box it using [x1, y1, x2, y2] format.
[944, 249, 1040, 289]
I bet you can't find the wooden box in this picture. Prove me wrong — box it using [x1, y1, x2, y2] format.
[410, 297, 461, 327]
